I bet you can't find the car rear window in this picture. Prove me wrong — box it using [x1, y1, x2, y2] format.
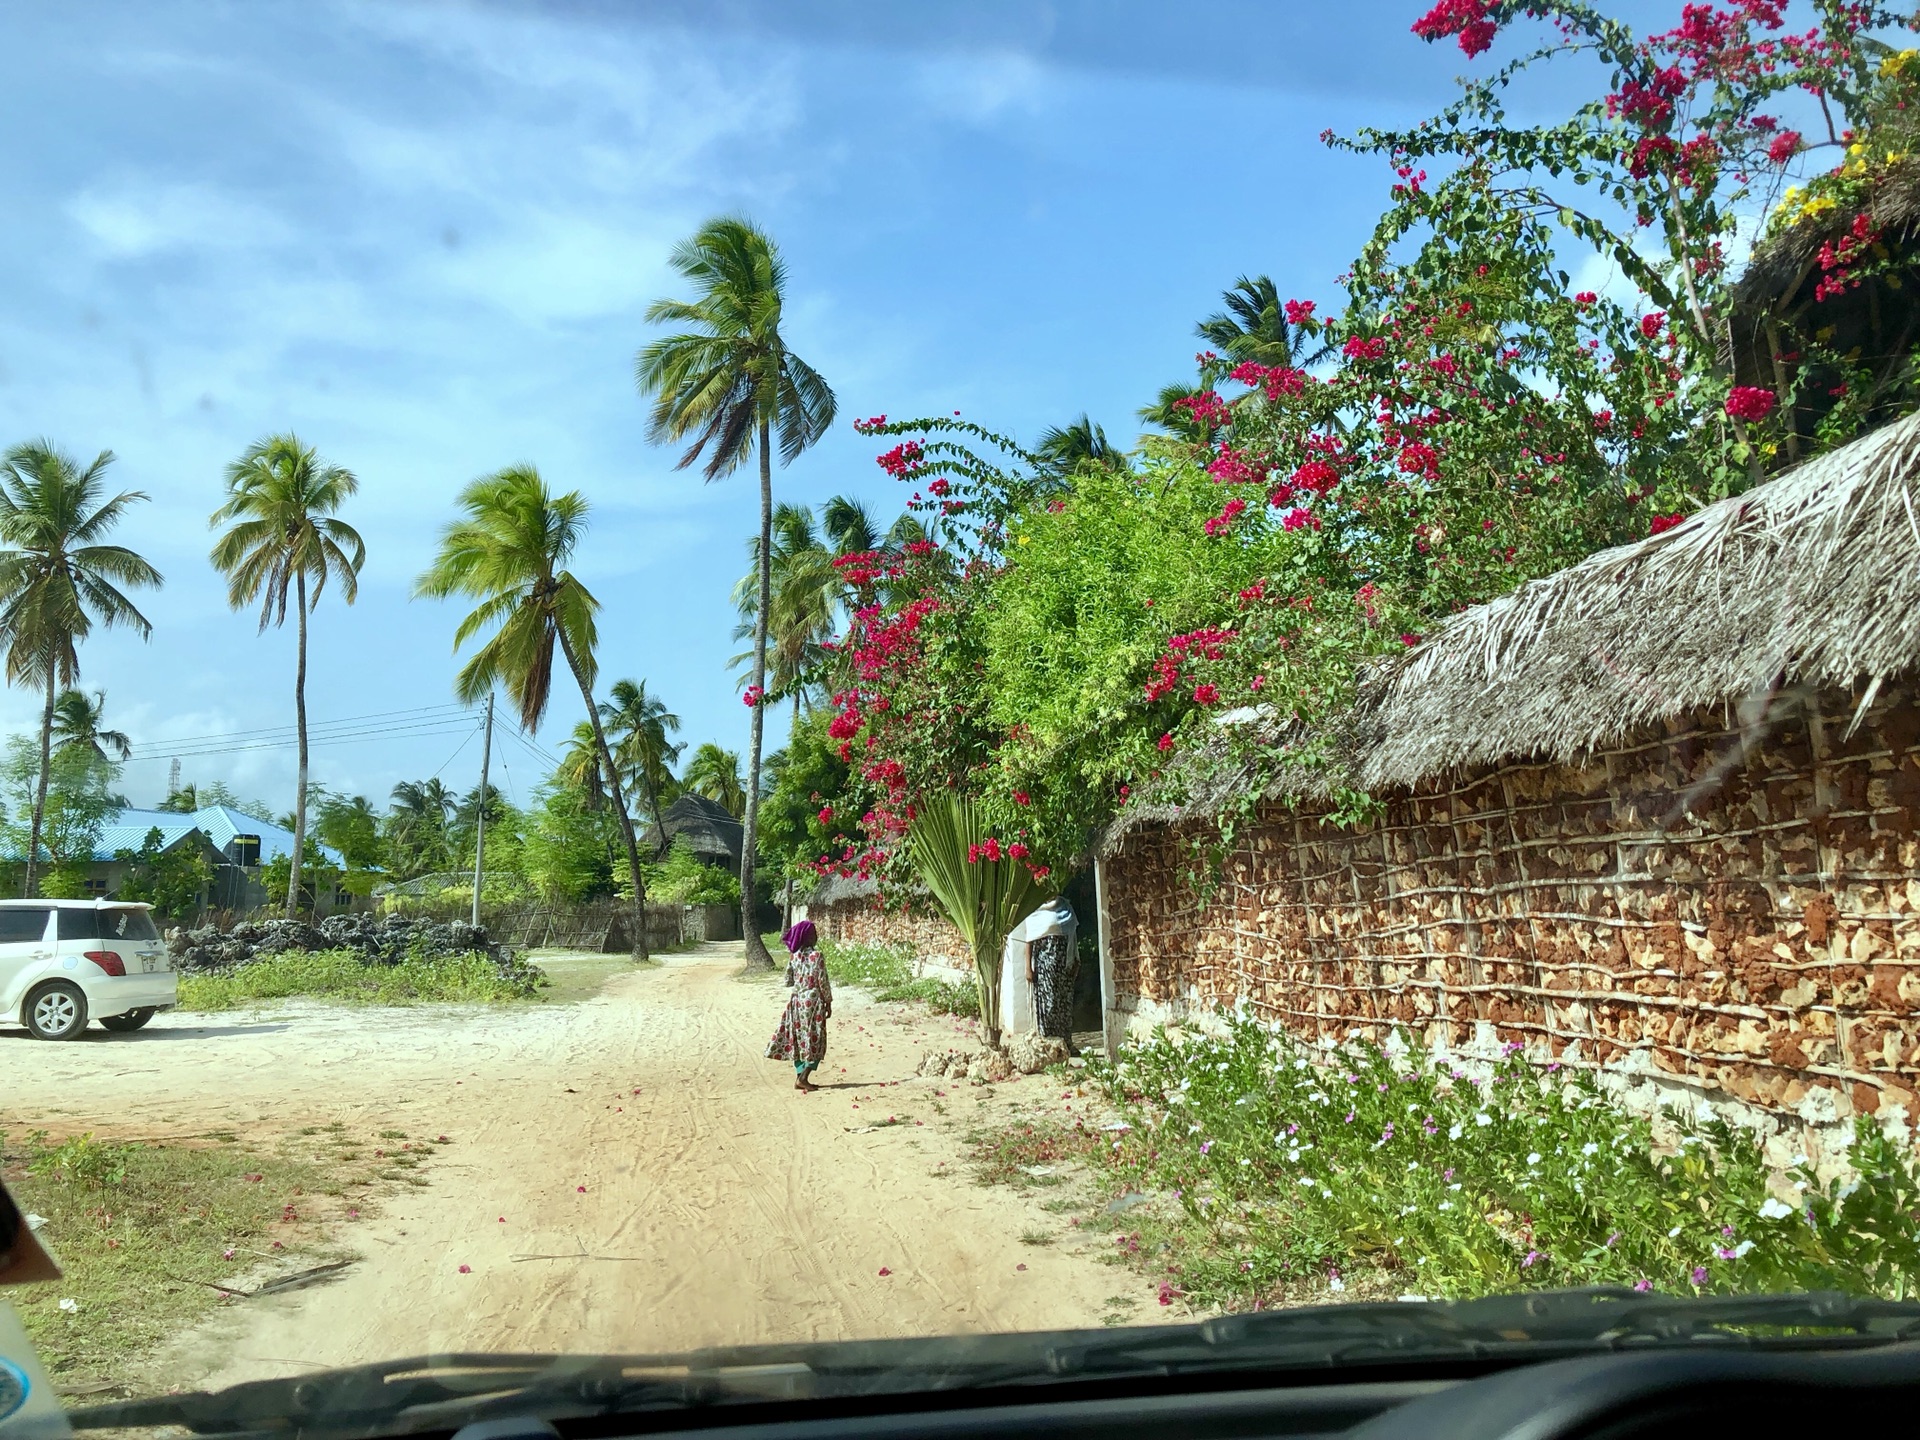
[0, 907, 51, 944]
[99, 908, 160, 942]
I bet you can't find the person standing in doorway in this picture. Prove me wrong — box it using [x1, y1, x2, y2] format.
[766, 920, 832, 1090]
[1017, 897, 1080, 1054]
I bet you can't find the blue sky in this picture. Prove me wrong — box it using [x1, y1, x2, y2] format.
[0, 0, 1664, 815]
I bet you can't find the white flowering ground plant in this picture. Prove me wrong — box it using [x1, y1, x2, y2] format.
[1085, 1011, 1920, 1307]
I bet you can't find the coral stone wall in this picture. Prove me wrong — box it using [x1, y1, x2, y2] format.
[1105, 682, 1920, 1145]
[810, 898, 970, 971]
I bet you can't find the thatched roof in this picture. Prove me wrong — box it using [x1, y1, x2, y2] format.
[643, 793, 743, 864]
[805, 873, 880, 909]
[1106, 408, 1920, 846]
[1729, 159, 1920, 454]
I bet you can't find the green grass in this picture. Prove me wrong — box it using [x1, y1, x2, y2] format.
[178, 948, 543, 1011]
[819, 941, 982, 1018]
[2, 1127, 397, 1388]
[965, 1121, 1102, 1188]
[1055, 1013, 1920, 1312]
[526, 951, 642, 1004]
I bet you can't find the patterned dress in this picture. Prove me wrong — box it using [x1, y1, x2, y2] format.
[1031, 933, 1077, 1040]
[766, 948, 833, 1070]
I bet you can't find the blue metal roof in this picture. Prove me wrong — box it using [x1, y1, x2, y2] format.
[97, 806, 344, 866]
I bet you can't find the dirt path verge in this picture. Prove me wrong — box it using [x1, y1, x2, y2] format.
[2, 943, 1139, 1388]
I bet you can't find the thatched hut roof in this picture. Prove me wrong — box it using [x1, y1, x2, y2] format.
[1729, 159, 1920, 454]
[805, 873, 880, 909]
[1105, 408, 1920, 848]
[644, 793, 743, 865]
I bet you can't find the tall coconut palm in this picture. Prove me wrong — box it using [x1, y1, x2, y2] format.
[0, 442, 160, 895]
[52, 688, 132, 762]
[637, 216, 836, 968]
[1034, 415, 1129, 476]
[412, 465, 650, 959]
[680, 742, 746, 818]
[554, 722, 612, 811]
[1195, 274, 1332, 370]
[601, 679, 682, 854]
[209, 435, 364, 916]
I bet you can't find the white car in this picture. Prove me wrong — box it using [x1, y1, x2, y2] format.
[0, 899, 177, 1040]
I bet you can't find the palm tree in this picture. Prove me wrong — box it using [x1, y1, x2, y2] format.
[637, 216, 836, 968]
[52, 688, 132, 762]
[1035, 415, 1128, 476]
[728, 503, 839, 718]
[389, 778, 457, 876]
[680, 742, 746, 818]
[1139, 379, 1222, 444]
[1195, 274, 1332, 369]
[554, 722, 612, 811]
[413, 465, 651, 959]
[0, 442, 161, 895]
[600, 678, 682, 854]
[209, 435, 364, 917]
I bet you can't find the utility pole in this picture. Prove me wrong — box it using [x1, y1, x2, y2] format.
[471, 693, 494, 928]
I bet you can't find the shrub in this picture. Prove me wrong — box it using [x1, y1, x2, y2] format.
[178, 948, 543, 1010]
[1087, 1011, 1920, 1305]
[819, 939, 914, 988]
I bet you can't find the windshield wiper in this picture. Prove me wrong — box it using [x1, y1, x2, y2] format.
[67, 1289, 1920, 1436]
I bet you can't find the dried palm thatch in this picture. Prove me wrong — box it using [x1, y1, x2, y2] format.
[642, 793, 743, 865]
[1103, 409, 1920, 849]
[1349, 407, 1920, 786]
[1729, 159, 1920, 459]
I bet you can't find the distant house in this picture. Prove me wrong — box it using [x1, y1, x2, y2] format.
[84, 804, 353, 915]
[640, 794, 743, 869]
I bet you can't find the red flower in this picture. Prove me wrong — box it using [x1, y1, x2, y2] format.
[876, 440, 923, 477]
[1280, 507, 1321, 532]
[1342, 335, 1387, 361]
[1173, 391, 1233, 429]
[1573, 291, 1597, 305]
[1766, 130, 1800, 164]
[1411, 0, 1496, 56]
[1592, 409, 1613, 430]
[1649, 512, 1688, 535]
[1008, 842, 1029, 860]
[817, 806, 832, 824]
[1192, 683, 1219, 705]
[1203, 497, 1248, 537]
[1724, 386, 1776, 421]
[1157, 732, 1174, 752]
[1283, 298, 1316, 325]
[742, 685, 765, 707]
[1639, 312, 1666, 340]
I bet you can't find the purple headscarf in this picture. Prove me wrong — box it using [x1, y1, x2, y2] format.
[782, 919, 818, 954]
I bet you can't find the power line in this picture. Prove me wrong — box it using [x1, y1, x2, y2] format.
[128, 717, 485, 762]
[430, 725, 482, 782]
[124, 702, 472, 758]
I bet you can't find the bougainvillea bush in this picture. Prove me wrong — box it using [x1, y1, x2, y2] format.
[769, 1, 1919, 891]
[1083, 1013, 1920, 1307]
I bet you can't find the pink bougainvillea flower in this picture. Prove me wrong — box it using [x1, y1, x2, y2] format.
[576, 1186, 587, 1194]
[459, 1264, 472, 1274]
[1649, 513, 1688, 536]
[1767, 130, 1801, 164]
[1639, 311, 1665, 340]
[346, 1208, 360, 1220]
[222, 1248, 236, 1260]
[877, 1267, 892, 1276]
[1724, 386, 1776, 422]
[1016, 1263, 1028, 1271]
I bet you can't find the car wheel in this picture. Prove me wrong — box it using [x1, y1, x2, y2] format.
[99, 1008, 155, 1033]
[24, 981, 88, 1041]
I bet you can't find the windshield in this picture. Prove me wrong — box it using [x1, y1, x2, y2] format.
[3, 0, 1920, 1429]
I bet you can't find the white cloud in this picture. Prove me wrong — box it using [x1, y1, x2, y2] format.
[66, 180, 292, 259]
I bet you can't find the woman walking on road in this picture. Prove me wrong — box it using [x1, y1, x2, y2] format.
[766, 920, 832, 1090]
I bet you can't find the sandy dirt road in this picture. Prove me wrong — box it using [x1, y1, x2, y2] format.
[1, 943, 1135, 1384]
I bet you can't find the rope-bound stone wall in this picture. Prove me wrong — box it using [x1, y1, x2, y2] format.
[1106, 681, 1920, 1140]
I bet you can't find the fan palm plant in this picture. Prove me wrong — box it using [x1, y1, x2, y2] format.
[209, 434, 364, 916]
[906, 792, 1056, 1049]
[0, 442, 161, 895]
[412, 465, 650, 959]
[637, 216, 836, 968]
[51, 688, 132, 762]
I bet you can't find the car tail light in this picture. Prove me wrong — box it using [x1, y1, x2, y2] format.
[83, 951, 125, 977]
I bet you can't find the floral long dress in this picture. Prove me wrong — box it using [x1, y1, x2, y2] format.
[766, 948, 833, 1071]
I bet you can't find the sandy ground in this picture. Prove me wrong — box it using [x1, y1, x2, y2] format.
[1, 942, 1137, 1385]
